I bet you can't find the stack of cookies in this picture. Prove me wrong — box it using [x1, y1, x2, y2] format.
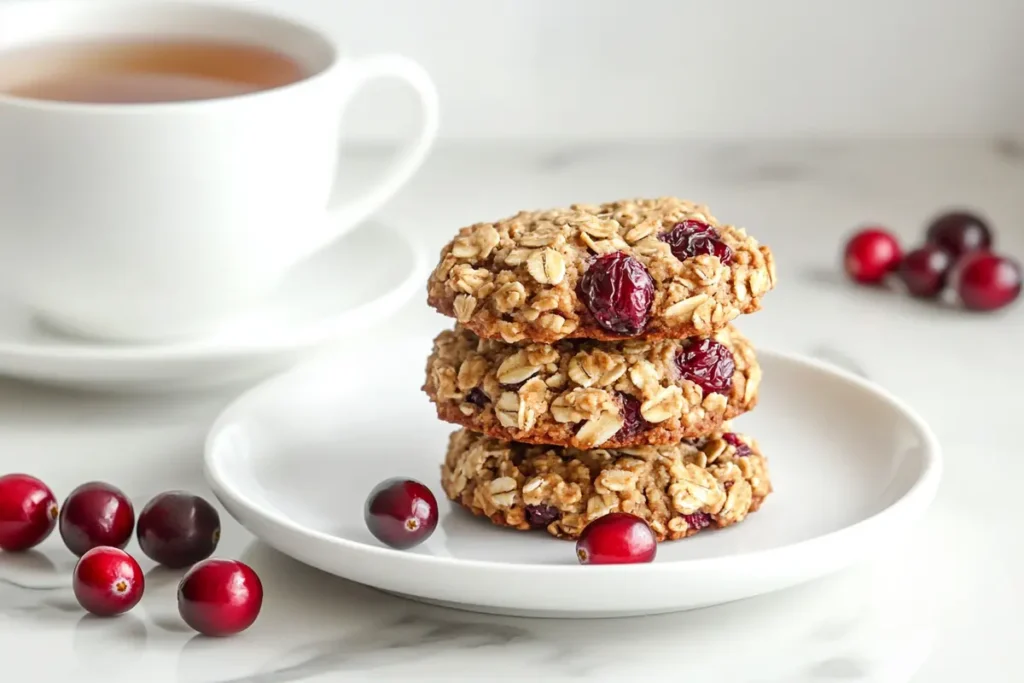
[424, 197, 776, 542]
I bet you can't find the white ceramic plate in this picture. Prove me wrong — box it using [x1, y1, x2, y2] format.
[204, 338, 942, 618]
[0, 221, 425, 390]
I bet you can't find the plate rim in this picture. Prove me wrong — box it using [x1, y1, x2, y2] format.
[0, 221, 427, 363]
[203, 344, 944, 576]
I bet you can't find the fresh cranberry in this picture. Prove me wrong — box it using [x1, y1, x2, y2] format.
[577, 252, 655, 336]
[721, 433, 752, 458]
[0, 474, 58, 552]
[364, 479, 438, 549]
[73, 547, 144, 617]
[136, 491, 221, 569]
[524, 504, 559, 529]
[575, 512, 657, 565]
[615, 393, 651, 441]
[465, 388, 490, 407]
[951, 251, 1022, 311]
[843, 227, 902, 284]
[682, 512, 713, 530]
[59, 482, 135, 557]
[660, 220, 734, 264]
[177, 559, 262, 637]
[926, 211, 992, 257]
[897, 245, 953, 298]
[676, 339, 735, 395]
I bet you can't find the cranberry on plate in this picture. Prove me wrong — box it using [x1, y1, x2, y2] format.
[137, 491, 221, 569]
[364, 478, 438, 549]
[178, 559, 263, 637]
[897, 245, 953, 298]
[73, 546, 144, 617]
[59, 481, 135, 556]
[951, 251, 1022, 311]
[843, 227, 902, 284]
[925, 210, 992, 258]
[0, 473, 58, 552]
[578, 252, 655, 336]
[575, 512, 657, 565]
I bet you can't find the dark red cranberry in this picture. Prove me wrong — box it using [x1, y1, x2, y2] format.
[577, 252, 654, 336]
[926, 211, 992, 257]
[0, 474, 58, 552]
[951, 251, 1021, 311]
[137, 491, 221, 569]
[524, 504, 559, 529]
[676, 339, 735, 395]
[575, 512, 657, 565]
[897, 245, 953, 298]
[178, 559, 262, 637]
[660, 220, 733, 264]
[364, 479, 438, 549]
[465, 388, 490, 407]
[843, 227, 902, 284]
[59, 482, 135, 557]
[615, 393, 651, 442]
[682, 512, 712, 531]
[73, 547, 144, 617]
[721, 433, 752, 458]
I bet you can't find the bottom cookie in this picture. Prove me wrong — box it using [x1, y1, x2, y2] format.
[441, 426, 771, 541]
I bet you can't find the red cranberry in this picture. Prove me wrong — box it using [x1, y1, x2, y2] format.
[73, 547, 144, 617]
[897, 245, 953, 298]
[721, 433, 753, 458]
[578, 252, 654, 336]
[951, 251, 1021, 311]
[926, 211, 992, 257]
[615, 393, 651, 441]
[682, 512, 713, 531]
[660, 221, 734, 264]
[137, 491, 221, 569]
[575, 512, 657, 565]
[178, 559, 262, 637]
[524, 504, 560, 529]
[364, 479, 438, 549]
[843, 228, 902, 284]
[0, 474, 58, 552]
[59, 482, 135, 557]
[676, 339, 735, 395]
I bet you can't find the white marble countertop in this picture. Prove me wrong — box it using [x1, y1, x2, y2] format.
[1, 140, 1021, 682]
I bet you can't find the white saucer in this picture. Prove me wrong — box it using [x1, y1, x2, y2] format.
[0, 221, 425, 390]
[204, 337, 942, 618]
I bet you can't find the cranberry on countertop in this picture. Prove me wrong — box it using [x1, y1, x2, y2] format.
[897, 245, 953, 298]
[575, 512, 657, 565]
[137, 491, 221, 569]
[843, 228, 902, 284]
[926, 211, 992, 258]
[178, 559, 263, 637]
[59, 482, 135, 557]
[0, 474, 58, 552]
[660, 221, 734, 264]
[951, 251, 1022, 312]
[73, 546, 144, 617]
[364, 479, 438, 549]
[578, 252, 655, 336]
[676, 338, 736, 396]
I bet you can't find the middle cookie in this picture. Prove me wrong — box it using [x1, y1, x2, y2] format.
[424, 324, 760, 449]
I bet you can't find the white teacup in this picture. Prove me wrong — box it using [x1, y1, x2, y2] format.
[0, 1, 438, 342]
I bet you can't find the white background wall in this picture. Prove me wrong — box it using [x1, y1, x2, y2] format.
[5, 0, 1024, 140]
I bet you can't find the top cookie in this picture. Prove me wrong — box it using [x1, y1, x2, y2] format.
[427, 197, 776, 343]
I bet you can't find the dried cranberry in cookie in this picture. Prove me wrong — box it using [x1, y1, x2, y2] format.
[614, 392, 651, 442]
[577, 252, 654, 335]
[676, 338, 736, 395]
[661, 220, 734, 264]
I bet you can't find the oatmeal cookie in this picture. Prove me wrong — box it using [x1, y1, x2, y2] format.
[423, 324, 759, 449]
[440, 427, 771, 541]
[427, 197, 775, 343]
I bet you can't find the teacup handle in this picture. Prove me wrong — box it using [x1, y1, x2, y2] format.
[321, 54, 439, 244]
